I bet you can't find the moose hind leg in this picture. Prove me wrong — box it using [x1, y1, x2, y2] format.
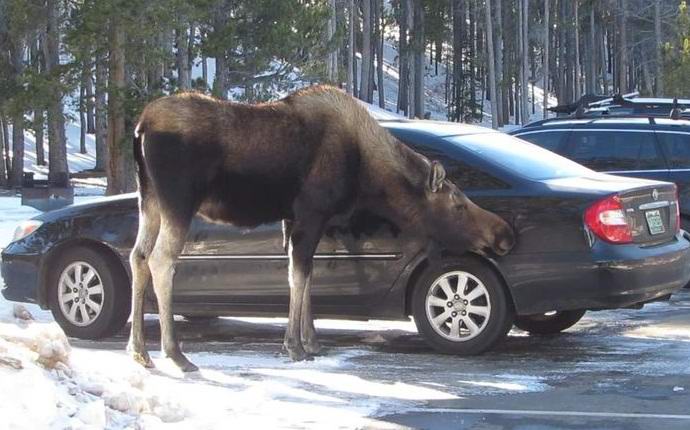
[149, 216, 197, 372]
[300, 271, 321, 355]
[127, 199, 160, 368]
[285, 216, 325, 361]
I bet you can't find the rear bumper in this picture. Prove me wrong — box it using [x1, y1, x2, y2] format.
[507, 232, 690, 315]
[1, 249, 43, 306]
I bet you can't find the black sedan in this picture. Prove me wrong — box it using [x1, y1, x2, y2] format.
[3, 120, 690, 355]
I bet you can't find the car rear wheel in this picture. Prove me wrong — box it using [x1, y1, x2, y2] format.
[513, 309, 586, 335]
[48, 247, 130, 339]
[412, 257, 514, 355]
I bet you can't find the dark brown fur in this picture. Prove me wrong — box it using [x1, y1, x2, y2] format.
[127, 86, 514, 369]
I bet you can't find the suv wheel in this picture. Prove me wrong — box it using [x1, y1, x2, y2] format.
[48, 247, 130, 339]
[412, 257, 514, 355]
[514, 310, 586, 335]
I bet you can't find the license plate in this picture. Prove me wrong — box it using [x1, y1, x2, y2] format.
[645, 209, 665, 235]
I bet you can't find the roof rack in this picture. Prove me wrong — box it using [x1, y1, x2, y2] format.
[544, 94, 690, 123]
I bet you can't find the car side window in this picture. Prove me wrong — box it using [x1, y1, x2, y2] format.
[408, 144, 510, 191]
[515, 131, 567, 154]
[657, 132, 690, 169]
[566, 131, 665, 171]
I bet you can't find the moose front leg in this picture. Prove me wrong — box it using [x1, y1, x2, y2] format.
[284, 217, 324, 361]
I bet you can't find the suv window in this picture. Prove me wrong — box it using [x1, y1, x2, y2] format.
[408, 143, 510, 190]
[515, 130, 568, 154]
[566, 131, 665, 171]
[657, 132, 690, 169]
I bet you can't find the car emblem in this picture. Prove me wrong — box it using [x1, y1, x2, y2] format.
[652, 189, 659, 201]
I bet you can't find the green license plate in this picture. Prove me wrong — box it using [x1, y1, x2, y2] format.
[645, 209, 665, 235]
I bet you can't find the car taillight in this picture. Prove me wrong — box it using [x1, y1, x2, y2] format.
[584, 195, 632, 244]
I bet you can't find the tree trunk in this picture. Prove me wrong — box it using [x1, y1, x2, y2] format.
[617, 0, 628, 93]
[654, 1, 663, 96]
[0, 115, 6, 186]
[573, 0, 581, 100]
[397, 0, 409, 114]
[46, 0, 68, 185]
[543, 0, 550, 118]
[376, 0, 385, 108]
[79, 82, 87, 154]
[405, 0, 415, 117]
[494, 0, 504, 126]
[588, 4, 596, 94]
[106, 19, 133, 194]
[95, 52, 108, 172]
[327, 0, 339, 83]
[412, 0, 424, 118]
[347, 0, 355, 94]
[84, 63, 95, 133]
[176, 21, 191, 90]
[520, 0, 530, 124]
[360, 0, 373, 102]
[485, 0, 498, 129]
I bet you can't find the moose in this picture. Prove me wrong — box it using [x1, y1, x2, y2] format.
[128, 86, 515, 371]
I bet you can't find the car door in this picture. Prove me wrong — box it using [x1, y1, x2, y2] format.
[563, 129, 670, 183]
[655, 130, 690, 218]
[173, 203, 409, 317]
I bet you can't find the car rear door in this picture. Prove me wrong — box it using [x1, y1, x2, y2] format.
[654, 129, 690, 217]
[562, 128, 670, 183]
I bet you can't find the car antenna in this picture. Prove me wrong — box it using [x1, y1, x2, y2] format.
[670, 97, 682, 120]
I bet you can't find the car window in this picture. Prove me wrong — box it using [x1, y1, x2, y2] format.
[447, 133, 595, 180]
[515, 130, 568, 154]
[407, 143, 510, 190]
[657, 132, 690, 169]
[566, 131, 665, 171]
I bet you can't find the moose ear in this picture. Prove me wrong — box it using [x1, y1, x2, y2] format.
[428, 161, 446, 193]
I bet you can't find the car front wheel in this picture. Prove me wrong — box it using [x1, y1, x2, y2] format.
[513, 310, 586, 335]
[48, 246, 130, 339]
[412, 257, 514, 355]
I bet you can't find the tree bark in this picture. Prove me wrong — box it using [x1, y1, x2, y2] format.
[176, 21, 191, 90]
[543, 0, 550, 119]
[376, 0, 385, 108]
[654, 1, 663, 96]
[84, 63, 95, 133]
[617, 0, 628, 93]
[397, 0, 409, 114]
[485, 0, 498, 129]
[79, 82, 87, 154]
[412, 0, 424, 118]
[573, 0, 581, 100]
[106, 19, 134, 194]
[46, 0, 68, 185]
[0, 115, 7, 186]
[360, 0, 373, 102]
[2, 115, 11, 184]
[495, 0, 504, 125]
[95, 51, 107, 172]
[520, 0, 530, 124]
[327, 0, 339, 83]
[347, 0, 355, 95]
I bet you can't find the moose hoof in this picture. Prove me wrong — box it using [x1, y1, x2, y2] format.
[303, 340, 322, 356]
[127, 345, 155, 369]
[168, 352, 199, 372]
[283, 343, 311, 362]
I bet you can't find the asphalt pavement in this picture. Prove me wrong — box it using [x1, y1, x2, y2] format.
[71, 289, 690, 430]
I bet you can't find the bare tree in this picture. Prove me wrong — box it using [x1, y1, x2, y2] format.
[574, 0, 581, 100]
[520, 0, 530, 124]
[375, 0, 385, 108]
[412, 0, 424, 118]
[327, 0, 338, 83]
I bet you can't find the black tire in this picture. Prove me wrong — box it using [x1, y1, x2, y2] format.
[412, 257, 514, 355]
[513, 309, 586, 335]
[48, 246, 130, 339]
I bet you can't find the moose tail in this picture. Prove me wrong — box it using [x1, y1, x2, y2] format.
[132, 125, 149, 196]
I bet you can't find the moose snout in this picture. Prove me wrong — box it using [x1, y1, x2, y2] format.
[492, 224, 516, 256]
